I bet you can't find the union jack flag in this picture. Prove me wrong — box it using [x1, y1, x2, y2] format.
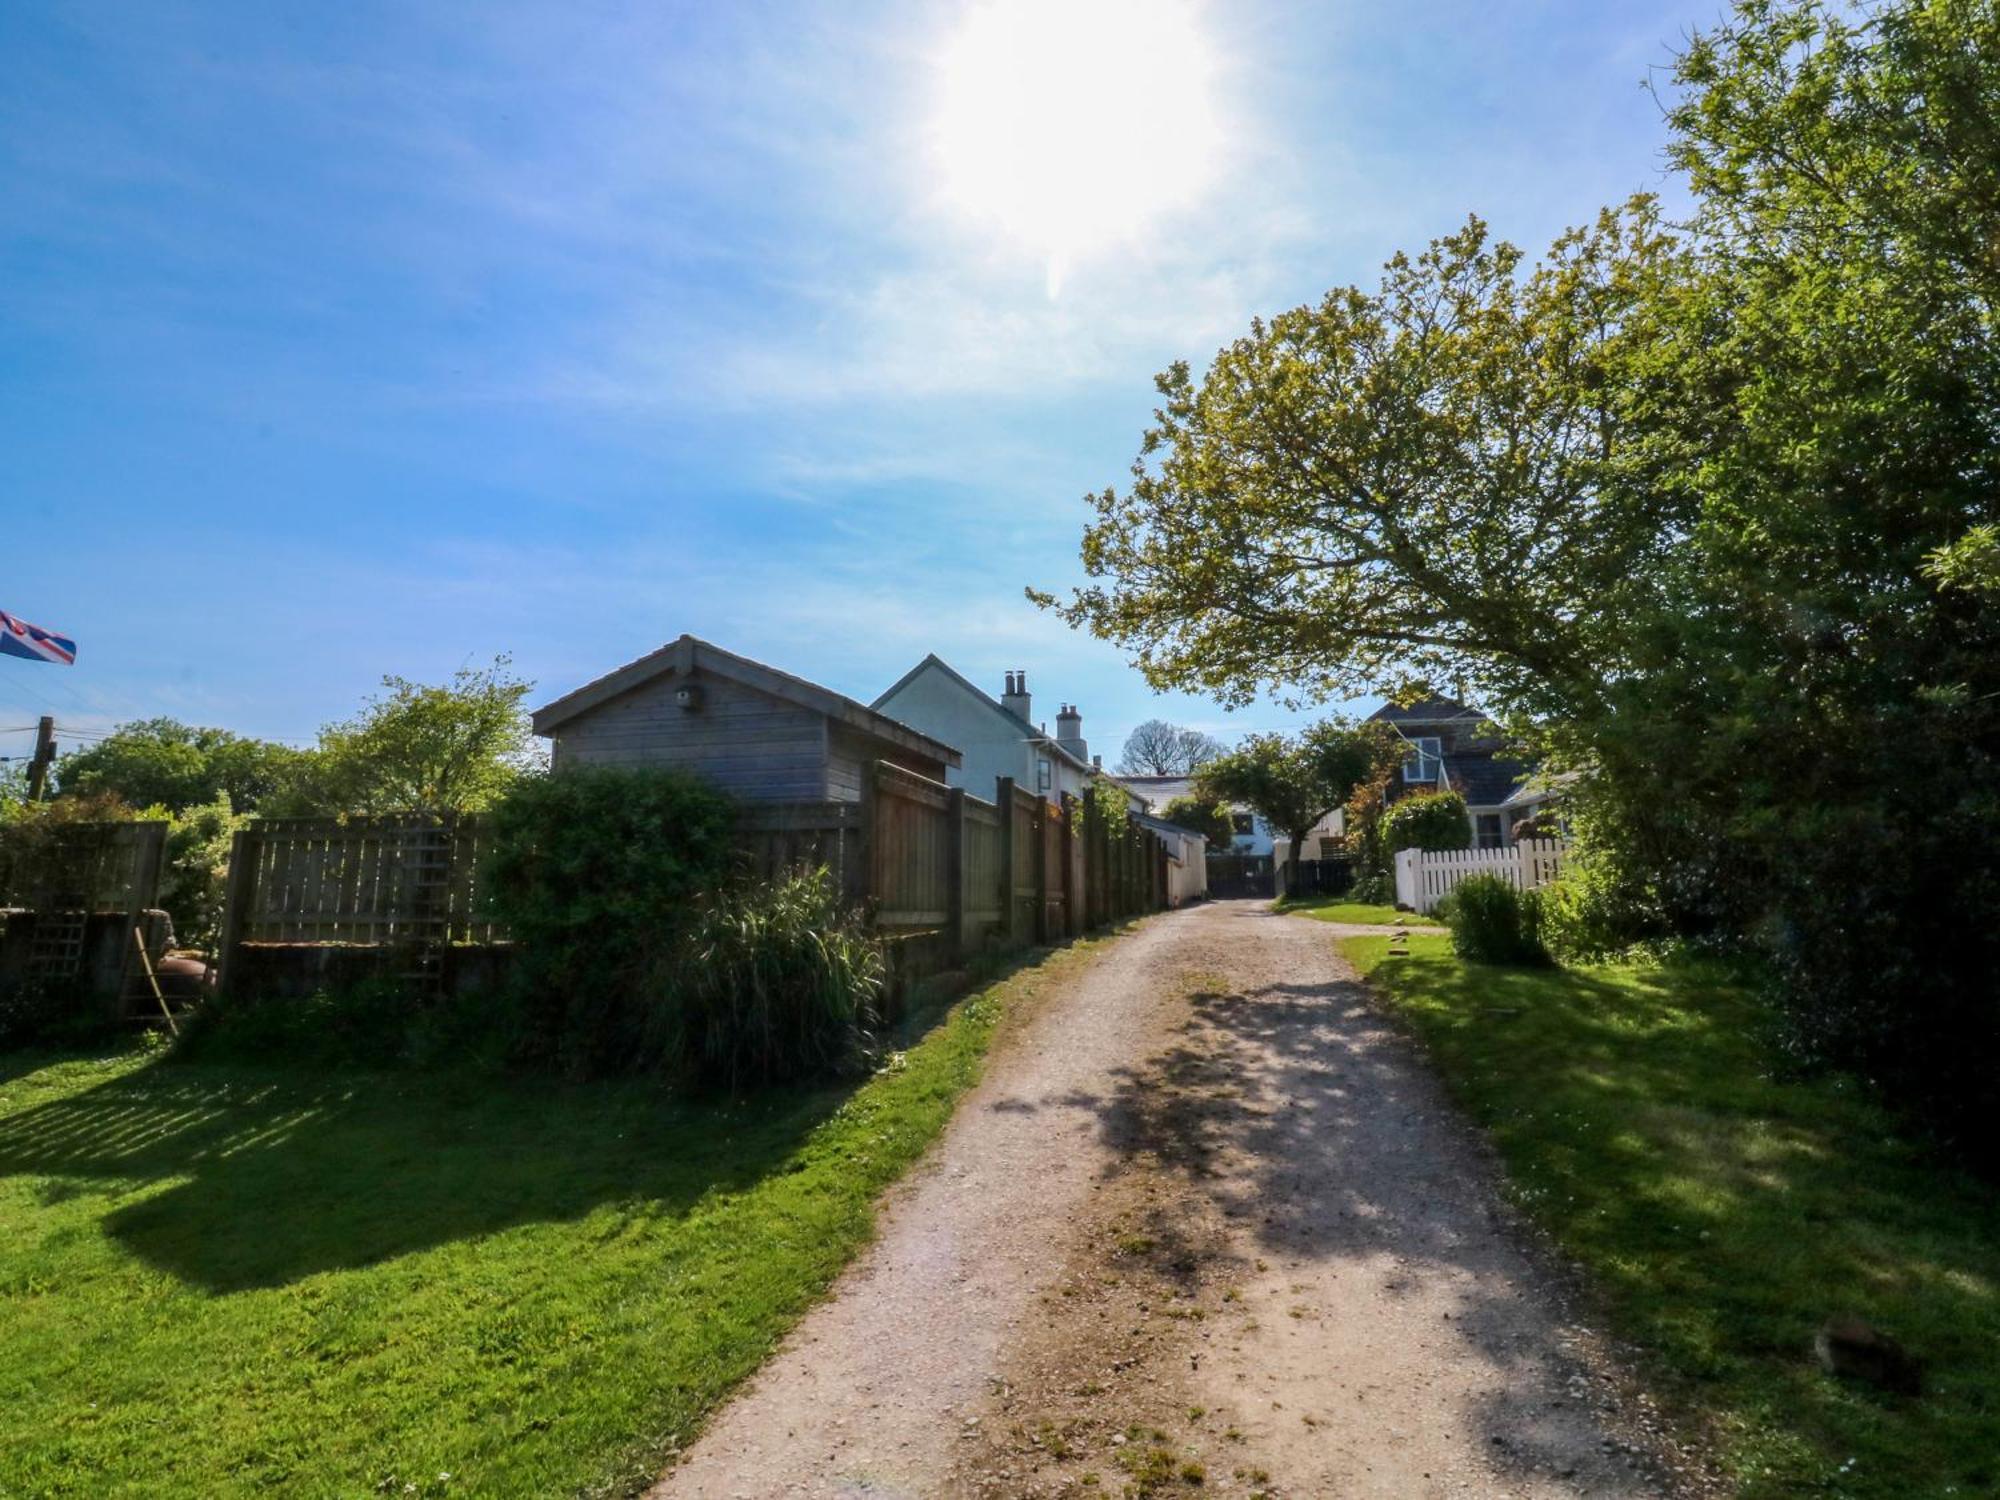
[0, 609, 77, 666]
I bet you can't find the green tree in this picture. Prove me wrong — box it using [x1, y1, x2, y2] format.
[57, 719, 305, 813]
[1159, 793, 1234, 847]
[295, 658, 538, 815]
[1194, 722, 1395, 875]
[1116, 719, 1227, 775]
[1040, 0, 2000, 1157]
[1033, 199, 1692, 720]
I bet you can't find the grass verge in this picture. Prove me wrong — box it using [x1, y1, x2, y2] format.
[1275, 897, 1439, 926]
[0, 942, 1093, 1498]
[1340, 932, 2000, 1499]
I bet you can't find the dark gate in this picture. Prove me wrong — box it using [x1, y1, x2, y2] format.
[1206, 853, 1274, 899]
[1281, 857, 1354, 900]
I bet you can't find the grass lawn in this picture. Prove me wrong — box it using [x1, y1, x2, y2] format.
[1341, 933, 2000, 1499]
[0, 945, 1092, 1498]
[1276, 897, 1439, 926]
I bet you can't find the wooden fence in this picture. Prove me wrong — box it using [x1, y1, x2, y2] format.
[1393, 838, 1569, 914]
[0, 819, 167, 915]
[206, 762, 1174, 995]
[0, 820, 169, 992]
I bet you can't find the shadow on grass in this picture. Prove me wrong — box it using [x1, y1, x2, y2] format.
[1340, 933, 2000, 1496]
[0, 1057, 848, 1294]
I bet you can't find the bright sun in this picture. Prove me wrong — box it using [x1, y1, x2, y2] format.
[933, 0, 1220, 293]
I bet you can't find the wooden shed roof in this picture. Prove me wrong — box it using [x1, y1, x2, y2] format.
[531, 635, 963, 767]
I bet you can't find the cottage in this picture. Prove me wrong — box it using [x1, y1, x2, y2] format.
[1367, 697, 1557, 847]
[873, 656, 1108, 808]
[531, 635, 959, 802]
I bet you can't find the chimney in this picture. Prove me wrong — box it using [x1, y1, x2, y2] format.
[1000, 670, 1031, 723]
[1056, 702, 1087, 764]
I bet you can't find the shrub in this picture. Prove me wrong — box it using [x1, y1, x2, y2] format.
[174, 979, 417, 1069]
[1381, 791, 1471, 853]
[1536, 849, 1673, 964]
[148, 795, 243, 952]
[1446, 874, 1551, 967]
[657, 868, 884, 1090]
[482, 767, 736, 1075]
[174, 979, 513, 1072]
[1348, 870, 1394, 906]
[0, 967, 110, 1050]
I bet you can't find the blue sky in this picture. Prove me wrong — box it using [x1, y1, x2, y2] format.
[1, 0, 1714, 766]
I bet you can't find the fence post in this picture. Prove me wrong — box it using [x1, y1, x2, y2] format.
[945, 785, 967, 959]
[1032, 796, 1051, 943]
[213, 825, 256, 995]
[996, 777, 1019, 946]
[851, 762, 879, 911]
[1059, 793, 1080, 936]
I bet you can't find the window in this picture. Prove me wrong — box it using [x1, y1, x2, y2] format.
[1036, 757, 1052, 792]
[1230, 813, 1254, 836]
[1475, 813, 1503, 849]
[1402, 736, 1442, 783]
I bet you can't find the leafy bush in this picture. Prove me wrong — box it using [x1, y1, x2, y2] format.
[1536, 846, 1674, 964]
[1348, 870, 1394, 906]
[657, 867, 884, 1090]
[1381, 791, 1471, 853]
[1446, 874, 1551, 967]
[146, 795, 243, 952]
[174, 980, 513, 1072]
[482, 767, 737, 1076]
[0, 967, 111, 1050]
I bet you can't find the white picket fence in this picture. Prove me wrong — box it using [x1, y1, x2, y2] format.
[1393, 839, 1569, 914]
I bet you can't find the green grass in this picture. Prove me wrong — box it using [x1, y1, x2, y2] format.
[1342, 933, 2000, 1498]
[0, 957, 1048, 1498]
[1275, 897, 1439, 926]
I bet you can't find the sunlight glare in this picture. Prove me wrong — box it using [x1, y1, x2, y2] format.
[933, 0, 1221, 294]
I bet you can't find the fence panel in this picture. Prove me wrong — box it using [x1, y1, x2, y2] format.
[736, 801, 865, 892]
[1008, 786, 1042, 939]
[871, 763, 951, 931]
[1393, 839, 1569, 914]
[962, 794, 1003, 937]
[0, 819, 167, 914]
[229, 815, 505, 947]
[1042, 799, 1070, 937]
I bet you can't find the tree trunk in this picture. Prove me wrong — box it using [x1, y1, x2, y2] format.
[1285, 834, 1304, 897]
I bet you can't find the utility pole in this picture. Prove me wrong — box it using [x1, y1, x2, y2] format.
[25, 715, 55, 800]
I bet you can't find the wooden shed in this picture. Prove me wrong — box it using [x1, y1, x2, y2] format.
[530, 635, 961, 803]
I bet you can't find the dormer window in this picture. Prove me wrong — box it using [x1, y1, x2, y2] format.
[1402, 736, 1443, 783]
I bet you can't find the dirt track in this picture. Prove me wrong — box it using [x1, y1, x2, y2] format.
[654, 901, 1699, 1499]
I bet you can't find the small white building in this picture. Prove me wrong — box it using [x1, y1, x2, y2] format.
[1114, 773, 1343, 869]
[874, 657, 1114, 809]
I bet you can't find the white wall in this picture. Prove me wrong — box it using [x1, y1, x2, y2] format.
[876, 663, 1086, 807]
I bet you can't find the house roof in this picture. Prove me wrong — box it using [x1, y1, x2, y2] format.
[1134, 810, 1208, 848]
[532, 635, 962, 766]
[1367, 696, 1488, 729]
[1449, 753, 1533, 808]
[1114, 773, 1195, 802]
[873, 653, 1096, 776]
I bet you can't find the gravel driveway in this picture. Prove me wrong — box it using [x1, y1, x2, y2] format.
[653, 901, 1697, 1499]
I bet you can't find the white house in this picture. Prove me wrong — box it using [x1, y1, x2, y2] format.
[874, 657, 1134, 810]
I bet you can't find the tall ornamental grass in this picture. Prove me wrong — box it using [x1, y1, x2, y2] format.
[661, 867, 885, 1090]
